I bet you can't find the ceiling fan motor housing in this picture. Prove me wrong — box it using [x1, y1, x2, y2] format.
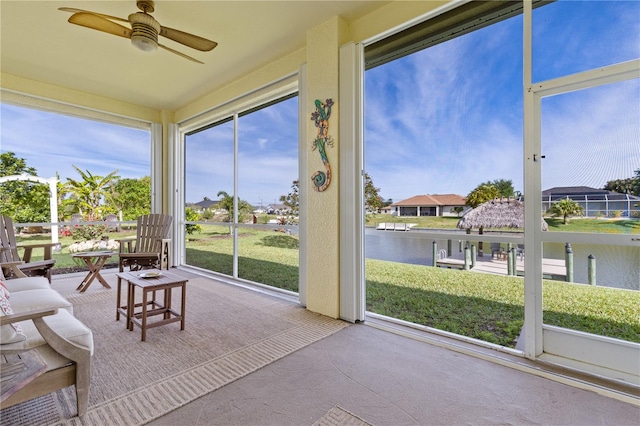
[129, 12, 160, 52]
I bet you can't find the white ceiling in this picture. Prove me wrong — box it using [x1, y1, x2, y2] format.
[1, 1, 387, 111]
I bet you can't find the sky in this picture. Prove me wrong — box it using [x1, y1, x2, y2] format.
[1, 1, 639, 206]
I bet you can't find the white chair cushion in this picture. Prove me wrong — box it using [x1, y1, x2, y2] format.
[2, 276, 51, 292]
[2, 309, 93, 355]
[9, 289, 73, 315]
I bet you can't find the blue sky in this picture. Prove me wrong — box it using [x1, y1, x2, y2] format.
[0, 104, 150, 181]
[1, 1, 639, 206]
[365, 0, 639, 202]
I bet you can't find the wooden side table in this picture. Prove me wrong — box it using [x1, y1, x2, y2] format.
[115, 270, 187, 341]
[72, 251, 114, 292]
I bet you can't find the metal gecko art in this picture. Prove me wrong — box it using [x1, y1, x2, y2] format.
[310, 98, 334, 192]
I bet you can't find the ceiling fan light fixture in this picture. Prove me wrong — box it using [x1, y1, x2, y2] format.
[129, 12, 160, 52]
[131, 32, 157, 52]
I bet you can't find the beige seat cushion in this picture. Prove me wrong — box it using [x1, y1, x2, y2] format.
[2, 309, 93, 355]
[9, 289, 73, 315]
[2, 276, 51, 292]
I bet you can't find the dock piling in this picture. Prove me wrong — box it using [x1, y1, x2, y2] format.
[565, 243, 574, 282]
[432, 241, 438, 267]
[464, 247, 471, 270]
[588, 255, 596, 285]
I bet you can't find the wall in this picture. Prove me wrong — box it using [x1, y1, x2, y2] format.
[0, 73, 160, 124]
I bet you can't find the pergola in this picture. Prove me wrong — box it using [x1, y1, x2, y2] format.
[0, 174, 59, 243]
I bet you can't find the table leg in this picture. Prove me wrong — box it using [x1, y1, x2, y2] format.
[180, 281, 186, 331]
[93, 257, 112, 289]
[127, 281, 134, 330]
[77, 256, 111, 292]
[141, 288, 148, 341]
[164, 287, 171, 320]
[116, 277, 122, 321]
[76, 257, 94, 291]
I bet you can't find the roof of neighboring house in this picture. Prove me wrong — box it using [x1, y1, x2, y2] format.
[194, 198, 218, 209]
[543, 186, 610, 196]
[542, 186, 640, 201]
[391, 194, 466, 207]
[267, 203, 288, 210]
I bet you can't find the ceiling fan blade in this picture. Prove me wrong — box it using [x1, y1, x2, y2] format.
[59, 7, 129, 24]
[68, 13, 132, 39]
[158, 44, 204, 64]
[159, 26, 217, 52]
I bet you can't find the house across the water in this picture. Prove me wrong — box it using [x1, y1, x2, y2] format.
[542, 186, 640, 218]
[389, 194, 467, 217]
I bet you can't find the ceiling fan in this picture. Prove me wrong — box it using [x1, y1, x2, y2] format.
[59, 0, 217, 64]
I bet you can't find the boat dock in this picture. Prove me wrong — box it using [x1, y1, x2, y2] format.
[376, 222, 417, 231]
[436, 251, 566, 280]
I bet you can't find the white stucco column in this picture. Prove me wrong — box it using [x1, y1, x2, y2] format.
[303, 16, 348, 318]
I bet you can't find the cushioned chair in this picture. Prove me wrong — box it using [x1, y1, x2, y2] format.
[117, 214, 172, 273]
[0, 215, 57, 283]
[0, 264, 93, 416]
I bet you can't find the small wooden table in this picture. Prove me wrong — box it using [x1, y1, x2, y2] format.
[72, 251, 115, 292]
[115, 270, 187, 341]
[1, 349, 47, 404]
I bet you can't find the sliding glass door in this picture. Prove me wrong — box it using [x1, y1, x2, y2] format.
[182, 94, 300, 293]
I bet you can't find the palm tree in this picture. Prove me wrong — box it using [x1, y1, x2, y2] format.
[65, 166, 120, 220]
[547, 198, 584, 224]
[216, 190, 253, 233]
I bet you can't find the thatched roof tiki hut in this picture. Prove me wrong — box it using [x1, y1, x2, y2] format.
[457, 198, 548, 256]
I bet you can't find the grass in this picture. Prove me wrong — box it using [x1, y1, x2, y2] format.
[12, 222, 640, 348]
[544, 217, 640, 233]
[366, 259, 639, 346]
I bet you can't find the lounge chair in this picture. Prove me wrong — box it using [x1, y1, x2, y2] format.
[0, 215, 57, 283]
[0, 264, 93, 416]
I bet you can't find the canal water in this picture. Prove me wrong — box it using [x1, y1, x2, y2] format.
[364, 228, 640, 290]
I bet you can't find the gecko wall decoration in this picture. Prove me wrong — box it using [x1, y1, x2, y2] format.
[310, 98, 334, 192]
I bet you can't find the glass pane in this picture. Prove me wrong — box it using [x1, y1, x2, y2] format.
[533, 0, 640, 83]
[237, 96, 299, 291]
[184, 119, 234, 275]
[541, 80, 640, 227]
[541, 80, 640, 343]
[364, 13, 526, 348]
[237, 224, 299, 292]
[184, 223, 234, 276]
[1, 103, 150, 274]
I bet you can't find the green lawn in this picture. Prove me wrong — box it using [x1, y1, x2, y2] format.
[544, 217, 640, 233]
[12, 222, 640, 348]
[366, 259, 639, 346]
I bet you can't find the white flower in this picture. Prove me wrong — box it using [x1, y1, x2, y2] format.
[68, 240, 120, 253]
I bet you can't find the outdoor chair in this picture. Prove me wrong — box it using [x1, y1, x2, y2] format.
[117, 214, 172, 273]
[104, 214, 120, 232]
[0, 264, 93, 417]
[0, 215, 57, 283]
[490, 242, 502, 259]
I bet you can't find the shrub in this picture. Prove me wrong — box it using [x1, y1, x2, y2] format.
[71, 224, 108, 241]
